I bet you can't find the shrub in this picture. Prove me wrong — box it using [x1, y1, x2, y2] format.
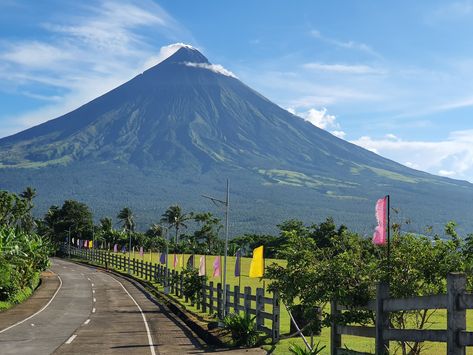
[223, 313, 259, 347]
[288, 342, 326, 355]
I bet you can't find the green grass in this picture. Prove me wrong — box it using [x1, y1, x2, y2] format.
[108, 252, 473, 354]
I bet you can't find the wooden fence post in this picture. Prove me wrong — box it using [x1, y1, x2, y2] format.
[225, 284, 231, 315]
[217, 283, 223, 319]
[256, 288, 264, 330]
[271, 290, 280, 344]
[447, 273, 466, 355]
[234, 285, 240, 314]
[201, 279, 207, 313]
[331, 300, 341, 355]
[209, 281, 214, 314]
[244, 286, 251, 317]
[376, 282, 390, 355]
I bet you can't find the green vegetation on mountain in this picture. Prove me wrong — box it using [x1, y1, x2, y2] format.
[0, 46, 472, 234]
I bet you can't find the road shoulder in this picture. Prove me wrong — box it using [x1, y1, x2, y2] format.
[0, 270, 60, 331]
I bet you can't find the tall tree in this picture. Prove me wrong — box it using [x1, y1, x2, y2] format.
[41, 200, 93, 243]
[117, 207, 135, 233]
[193, 212, 222, 253]
[160, 205, 192, 244]
[20, 187, 36, 207]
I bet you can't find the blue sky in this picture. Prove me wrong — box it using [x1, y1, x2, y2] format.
[1, 0, 473, 181]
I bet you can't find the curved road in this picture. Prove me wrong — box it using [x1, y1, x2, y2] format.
[0, 258, 260, 355]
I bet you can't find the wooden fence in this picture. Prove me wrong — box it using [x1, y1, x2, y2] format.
[66, 246, 280, 343]
[331, 272, 473, 355]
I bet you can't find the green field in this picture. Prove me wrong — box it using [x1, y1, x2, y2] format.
[123, 251, 473, 354]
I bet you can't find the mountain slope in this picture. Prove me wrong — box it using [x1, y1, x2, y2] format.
[1, 45, 472, 235]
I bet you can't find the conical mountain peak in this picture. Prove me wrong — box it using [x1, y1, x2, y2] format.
[162, 45, 210, 65]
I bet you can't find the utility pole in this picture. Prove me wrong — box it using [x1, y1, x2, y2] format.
[163, 226, 170, 294]
[128, 230, 132, 274]
[202, 178, 230, 319]
[68, 226, 71, 258]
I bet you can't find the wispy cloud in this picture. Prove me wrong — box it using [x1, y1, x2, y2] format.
[184, 62, 238, 78]
[310, 29, 382, 58]
[351, 130, 473, 182]
[303, 62, 385, 75]
[0, 0, 194, 138]
[427, 1, 473, 22]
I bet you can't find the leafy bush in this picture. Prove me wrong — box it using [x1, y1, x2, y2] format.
[223, 313, 259, 347]
[0, 226, 52, 302]
[288, 342, 326, 355]
[181, 265, 206, 304]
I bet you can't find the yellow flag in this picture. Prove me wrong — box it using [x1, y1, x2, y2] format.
[89, 240, 93, 249]
[249, 245, 264, 278]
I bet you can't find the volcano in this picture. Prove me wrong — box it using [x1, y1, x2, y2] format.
[1, 45, 472, 235]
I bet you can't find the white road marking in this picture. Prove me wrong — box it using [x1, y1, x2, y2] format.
[93, 298, 96, 302]
[110, 276, 156, 355]
[0, 275, 63, 334]
[83, 319, 90, 325]
[87, 278, 91, 281]
[30, 323, 35, 327]
[92, 307, 96, 313]
[92, 289, 95, 294]
[91, 283, 94, 287]
[65, 334, 77, 344]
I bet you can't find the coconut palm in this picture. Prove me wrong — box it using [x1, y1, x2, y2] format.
[160, 205, 192, 244]
[117, 207, 135, 233]
[20, 187, 36, 207]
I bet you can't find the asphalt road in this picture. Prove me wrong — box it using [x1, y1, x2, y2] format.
[0, 258, 264, 355]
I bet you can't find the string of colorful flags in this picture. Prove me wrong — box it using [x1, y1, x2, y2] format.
[69, 239, 265, 278]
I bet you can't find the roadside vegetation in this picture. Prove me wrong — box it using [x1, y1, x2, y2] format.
[0, 188, 52, 310]
[4, 187, 473, 353]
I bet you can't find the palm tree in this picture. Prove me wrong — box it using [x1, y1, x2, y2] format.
[20, 187, 36, 207]
[99, 217, 113, 233]
[117, 207, 135, 233]
[160, 205, 192, 244]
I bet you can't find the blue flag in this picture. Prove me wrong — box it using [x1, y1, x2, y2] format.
[159, 252, 166, 264]
[235, 249, 241, 276]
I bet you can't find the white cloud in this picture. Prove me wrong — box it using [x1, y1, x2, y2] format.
[303, 62, 385, 75]
[0, 0, 195, 138]
[351, 130, 473, 182]
[293, 107, 338, 129]
[184, 62, 237, 78]
[331, 130, 346, 139]
[385, 133, 398, 140]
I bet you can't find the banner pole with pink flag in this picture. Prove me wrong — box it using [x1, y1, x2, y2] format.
[372, 195, 391, 282]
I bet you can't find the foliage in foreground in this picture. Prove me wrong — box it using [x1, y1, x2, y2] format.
[267, 218, 471, 354]
[288, 342, 326, 355]
[0, 226, 51, 301]
[223, 313, 259, 347]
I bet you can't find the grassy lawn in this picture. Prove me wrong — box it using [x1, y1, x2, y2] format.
[113, 251, 473, 354]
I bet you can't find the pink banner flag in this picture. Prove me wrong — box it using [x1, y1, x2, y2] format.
[198, 255, 206, 276]
[373, 196, 387, 245]
[84, 240, 88, 248]
[113, 244, 118, 253]
[212, 256, 221, 277]
[173, 254, 179, 268]
[139, 246, 144, 257]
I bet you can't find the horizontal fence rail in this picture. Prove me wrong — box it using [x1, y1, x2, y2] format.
[63, 246, 280, 343]
[331, 272, 473, 355]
